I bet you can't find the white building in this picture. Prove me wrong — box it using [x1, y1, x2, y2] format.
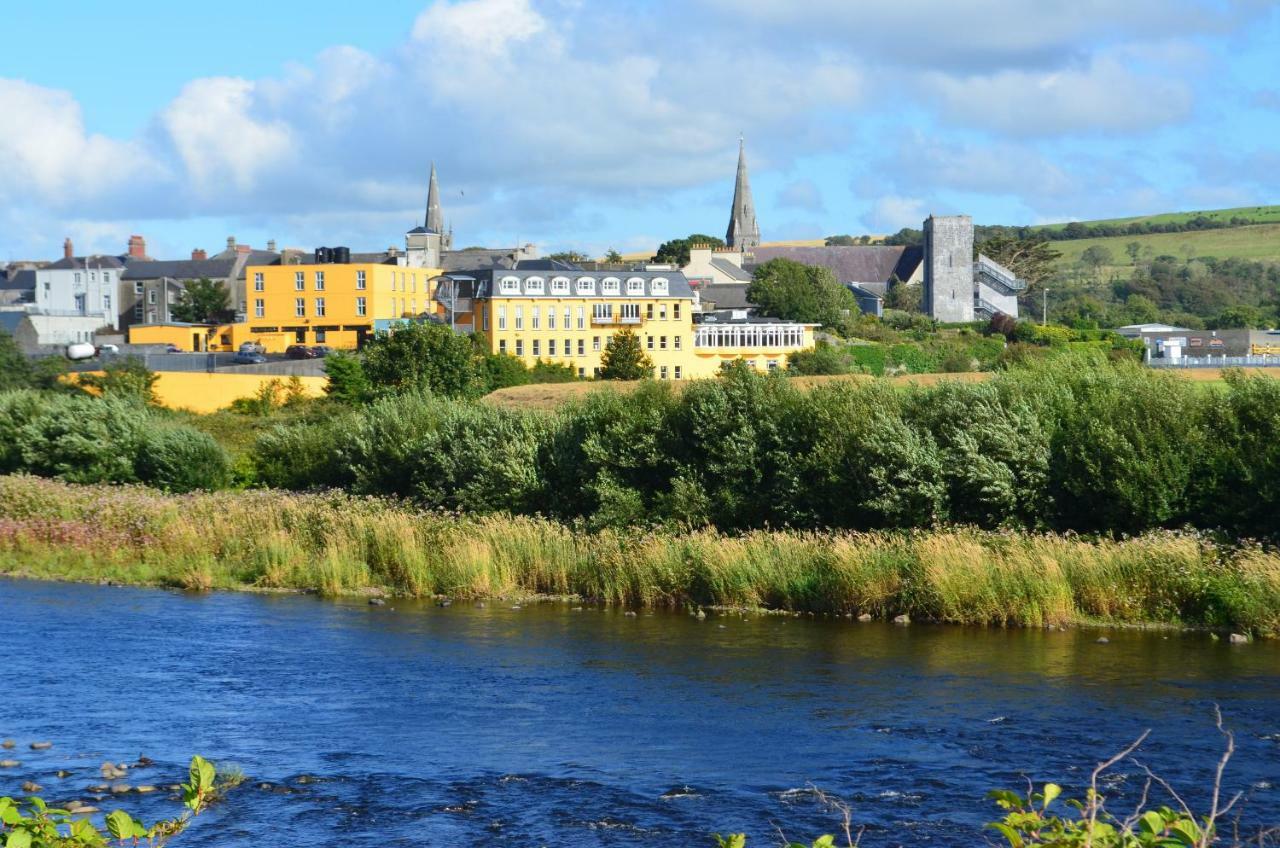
[34, 240, 124, 330]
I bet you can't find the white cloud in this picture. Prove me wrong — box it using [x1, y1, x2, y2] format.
[0, 79, 159, 205]
[412, 0, 548, 54]
[869, 196, 928, 232]
[924, 56, 1194, 135]
[160, 77, 294, 195]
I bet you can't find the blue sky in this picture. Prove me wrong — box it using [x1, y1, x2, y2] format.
[2, 0, 1279, 261]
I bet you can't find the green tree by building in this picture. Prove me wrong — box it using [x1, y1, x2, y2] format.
[599, 328, 653, 380]
[747, 258, 857, 327]
[170, 277, 233, 324]
[361, 322, 488, 399]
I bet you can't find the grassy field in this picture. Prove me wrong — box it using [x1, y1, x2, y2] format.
[1049, 223, 1280, 276]
[1032, 204, 1280, 233]
[2, 475, 1277, 633]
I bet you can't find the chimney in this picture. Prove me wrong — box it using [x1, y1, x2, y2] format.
[191, 248, 207, 261]
[267, 239, 277, 252]
[236, 245, 251, 255]
[226, 236, 237, 251]
[63, 238, 73, 260]
[128, 235, 147, 259]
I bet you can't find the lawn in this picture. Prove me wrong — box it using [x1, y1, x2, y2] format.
[1049, 223, 1280, 277]
[1032, 204, 1280, 232]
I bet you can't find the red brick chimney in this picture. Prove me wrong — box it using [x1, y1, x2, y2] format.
[63, 237, 73, 260]
[128, 235, 147, 259]
[236, 245, 251, 255]
[192, 248, 207, 261]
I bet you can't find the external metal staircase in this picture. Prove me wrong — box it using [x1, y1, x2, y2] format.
[972, 254, 1028, 318]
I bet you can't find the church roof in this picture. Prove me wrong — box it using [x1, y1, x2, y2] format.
[747, 245, 923, 285]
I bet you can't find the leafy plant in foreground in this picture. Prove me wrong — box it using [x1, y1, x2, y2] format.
[0, 755, 216, 848]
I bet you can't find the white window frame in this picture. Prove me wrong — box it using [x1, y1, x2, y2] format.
[551, 276, 570, 294]
[295, 271, 305, 290]
[254, 272, 264, 292]
[356, 296, 367, 317]
[650, 277, 669, 296]
[356, 270, 367, 290]
[626, 276, 645, 295]
[254, 299, 264, 318]
[498, 305, 507, 330]
[524, 276, 546, 295]
[315, 297, 326, 317]
[515, 306, 524, 330]
[532, 306, 540, 329]
[295, 297, 306, 317]
[315, 271, 325, 290]
[601, 276, 621, 296]
[499, 275, 521, 295]
[575, 276, 596, 296]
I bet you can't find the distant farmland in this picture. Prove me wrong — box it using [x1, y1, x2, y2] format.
[1049, 222, 1280, 276]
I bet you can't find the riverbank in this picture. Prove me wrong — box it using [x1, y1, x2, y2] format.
[1, 475, 1277, 635]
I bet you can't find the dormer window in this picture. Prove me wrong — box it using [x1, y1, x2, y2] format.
[626, 276, 645, 296]
[524, 276, 546, 295]
[575, 276, 596, 295]
[650, 277, 669, 296]
[601, 276, 621, 296]
[551, 276, 570, 294]
[499, 275, 521, 295]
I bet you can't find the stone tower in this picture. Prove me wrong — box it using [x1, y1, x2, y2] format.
[725, 138, 761, 249]
[425, 162, 450, 250]
[923, 214, 975, 323]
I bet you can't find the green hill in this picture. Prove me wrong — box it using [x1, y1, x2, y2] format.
[1051, 222, 1280, 274]
[1031, 204, 1280, 234]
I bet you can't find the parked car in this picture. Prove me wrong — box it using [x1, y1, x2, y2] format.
[97, 343, 120, 355]
[233, 351, 268, 365]
[285, 345, 318, 360]
[238, 341, 266, 355]
[310, 345, 334, 358]
[165, 344, 182, 353]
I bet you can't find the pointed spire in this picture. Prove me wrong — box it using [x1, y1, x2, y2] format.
[725, 137, 761, 249]
[425, 162, 444, 235]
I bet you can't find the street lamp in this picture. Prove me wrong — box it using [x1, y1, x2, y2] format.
[1042, 288, 1050, 326]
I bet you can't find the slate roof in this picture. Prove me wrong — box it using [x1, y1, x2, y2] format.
[45, 255, 127, 271]
[0, 270, 35, 291]
[514, 258, 582, 272]
[698, 283, 754, 310]
[0, 312, 26, 335]
[441, 269, 696, 300]
[708, 257, 753, 282]
[122, 257, 238, 281]
[748, 245, 923, 285]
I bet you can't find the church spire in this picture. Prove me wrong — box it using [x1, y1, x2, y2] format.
[425, 162, 444, 235]
[725, 137, 761, 249]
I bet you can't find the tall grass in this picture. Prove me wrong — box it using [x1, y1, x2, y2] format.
[1, 475, 1276, 635]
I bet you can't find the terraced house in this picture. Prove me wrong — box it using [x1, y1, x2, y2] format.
[434, 269, 815, 379]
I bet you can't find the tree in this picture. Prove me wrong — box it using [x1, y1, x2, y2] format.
[170, 277, 233, 324]
[0, 329, 33, 391]
[547, 250, 589, 263]
[76, 357, 159, 404]
[598, 328, 653, 380]
[323, 351, 372, 404]
[1208, 304, 1263, 329]
[360, 322, 488, 398]
[747, 258, 858, 328]
[652, 233, 725, 266]
[884, 278, 922, 312]
[1080, 245, 1114, 273]
[975, 236, 1062, 288]
[605, 248, 623, 263]
[824, 235, 857, 246]
[1125, 241, 1142, 265]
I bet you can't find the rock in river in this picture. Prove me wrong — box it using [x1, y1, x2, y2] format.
[1230, 633, 1250, 644]
[0, 739, 13, 749]
[21, 781, 42, 793]
[0, 759, 20, 768]
[893, 614, 911, 625]
[30, 741, 52, 750]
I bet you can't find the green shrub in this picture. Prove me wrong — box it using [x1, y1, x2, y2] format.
[18, 394, 150, 484]
[137, 427, 232, 492]
[253, 413, 361, 491]
[0, 390, 49, 473]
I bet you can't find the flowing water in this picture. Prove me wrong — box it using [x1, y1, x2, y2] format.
[2, 579, 1278, 846]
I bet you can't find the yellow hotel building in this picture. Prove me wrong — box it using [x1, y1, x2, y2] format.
[435, 269, 815, 380]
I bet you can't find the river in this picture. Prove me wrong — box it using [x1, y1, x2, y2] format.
[1, 579, 1277, 846]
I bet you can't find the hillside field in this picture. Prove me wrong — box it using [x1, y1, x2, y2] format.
[1032, 204, 1280, 233]
[1049, 222, 1280, 276]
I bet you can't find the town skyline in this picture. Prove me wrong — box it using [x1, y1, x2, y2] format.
[2, 0, 1279, 261]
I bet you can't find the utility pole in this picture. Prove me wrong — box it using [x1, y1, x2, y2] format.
[1042, 288, 1049, 325]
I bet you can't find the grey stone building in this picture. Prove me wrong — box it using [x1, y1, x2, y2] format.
[923, 215, 975, 322]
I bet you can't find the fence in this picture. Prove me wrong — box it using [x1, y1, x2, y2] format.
[1148, 354, 1280, 369]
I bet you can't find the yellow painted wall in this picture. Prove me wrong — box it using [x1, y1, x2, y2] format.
[150, 372, 328, 413]
[243, 262, 443, 350]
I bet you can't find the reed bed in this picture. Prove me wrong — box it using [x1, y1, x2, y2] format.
[1, 475, 1276, 635]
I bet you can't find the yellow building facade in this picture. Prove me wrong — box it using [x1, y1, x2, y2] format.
[128, 261, 444, 352]
[440, 270, 814, 380]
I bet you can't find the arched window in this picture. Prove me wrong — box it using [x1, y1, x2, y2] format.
[575, 276, 596, 295]
[649, 277, 669, 296]
[524, 276, 546, 295]
[625, 276, 645, 296]
[601, 276, 621, 296]
[551, 276, 571, 294]
[499, 275, 520, 295]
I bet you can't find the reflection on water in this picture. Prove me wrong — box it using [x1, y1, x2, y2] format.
[2, 579, 1278, 846]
